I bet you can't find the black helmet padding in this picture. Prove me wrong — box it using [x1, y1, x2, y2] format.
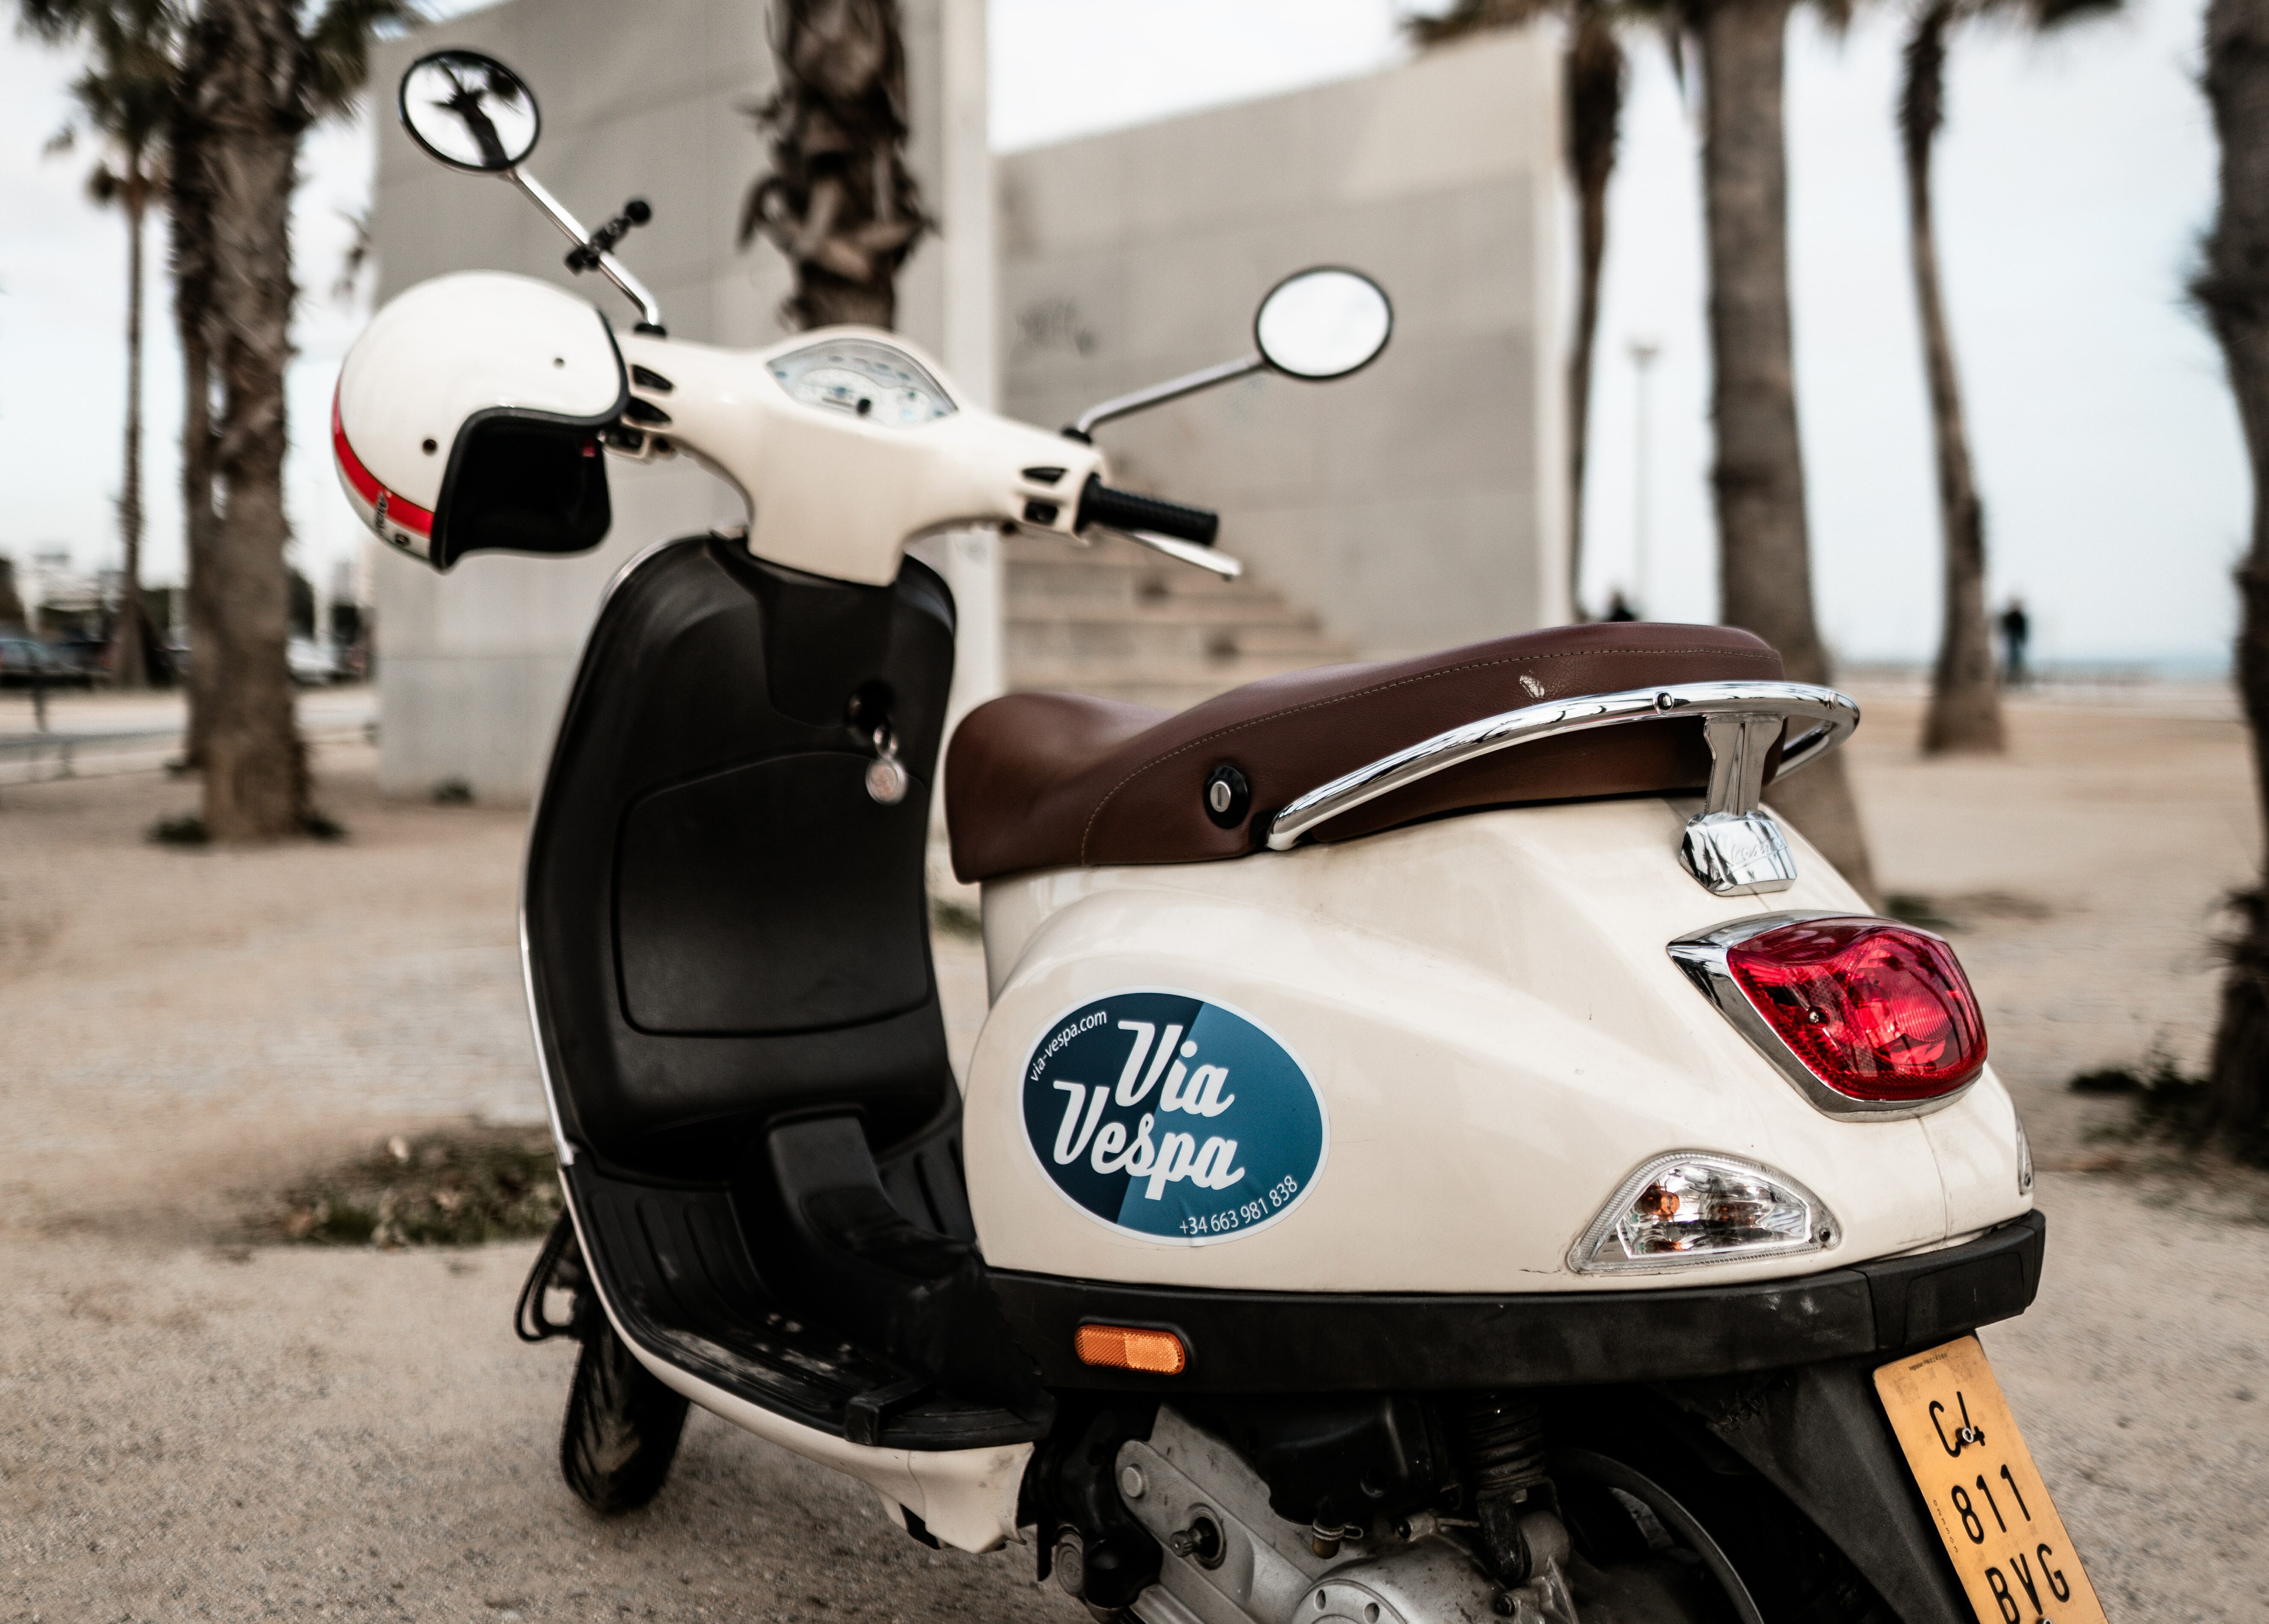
[432, 411, 612, 570]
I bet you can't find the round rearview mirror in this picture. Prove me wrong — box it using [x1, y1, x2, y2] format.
[1253, 267, 1393, 381]
[399, 50, 540, 174]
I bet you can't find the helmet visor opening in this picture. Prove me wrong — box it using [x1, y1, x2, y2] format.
[434, 413, 612, 570]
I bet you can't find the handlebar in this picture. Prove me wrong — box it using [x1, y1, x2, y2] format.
[1075, 474, 1220, 547]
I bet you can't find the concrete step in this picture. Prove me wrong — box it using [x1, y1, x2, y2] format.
[1007, 616, 1347, 664]
[1010, 650, 1341, 701]
[1005, 565, 1257, 612]
[1005, 584, 1318, 624]
[1005, 537, 1255, 598]
[1001, 528, 1352, 710]
[1005, 600, 1331, 634]
[1009, 679, 1287, 711]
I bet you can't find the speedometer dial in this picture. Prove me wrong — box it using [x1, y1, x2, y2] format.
[769, 339, 955, 428]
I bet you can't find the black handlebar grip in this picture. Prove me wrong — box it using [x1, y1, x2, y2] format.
[1075, 474, 1220, 547]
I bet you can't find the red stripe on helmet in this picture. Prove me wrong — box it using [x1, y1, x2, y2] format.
[331, 389, 435, 538]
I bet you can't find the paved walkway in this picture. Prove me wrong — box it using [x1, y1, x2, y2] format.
[0, 686, 377, 785]
[0, 689, 2261, 1620]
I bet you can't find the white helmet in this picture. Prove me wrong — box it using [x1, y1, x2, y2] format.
[333, 271, 627, 570]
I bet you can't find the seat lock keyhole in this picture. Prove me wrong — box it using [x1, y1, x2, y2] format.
[1203, 763, 1251, 829]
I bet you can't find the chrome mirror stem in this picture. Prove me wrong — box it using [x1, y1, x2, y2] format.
[1069, 354, 1265, 439]
[510, 169, 665, 333]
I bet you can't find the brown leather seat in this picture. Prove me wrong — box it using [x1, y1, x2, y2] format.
[945, 621, 1784, 883]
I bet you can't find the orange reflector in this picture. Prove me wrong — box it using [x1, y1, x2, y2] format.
[1074, 1324, 1188, 1375]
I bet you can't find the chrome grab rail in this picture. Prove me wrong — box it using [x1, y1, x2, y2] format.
[1261, 681, 1860, 879]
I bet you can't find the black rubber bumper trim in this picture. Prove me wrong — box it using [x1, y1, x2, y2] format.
[988, 1210, 2045, 1392]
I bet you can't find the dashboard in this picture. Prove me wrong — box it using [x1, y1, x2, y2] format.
[768, 338, 956, 429]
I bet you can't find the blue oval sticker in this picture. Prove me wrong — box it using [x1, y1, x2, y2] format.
[1021, 990, 1326, 1242]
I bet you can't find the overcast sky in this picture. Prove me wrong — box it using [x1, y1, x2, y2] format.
[0, 0, 2238, 668]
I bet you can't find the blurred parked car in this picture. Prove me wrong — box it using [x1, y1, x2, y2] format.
[287, 637, 342, 686]
[57, 634, 110, 675]
[0, 636, 96, 688]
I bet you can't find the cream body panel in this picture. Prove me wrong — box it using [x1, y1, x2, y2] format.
[969, 798, 2022, 1293]
[1922, 1069, 2031, 1238]
[617, 329, 1102, 585]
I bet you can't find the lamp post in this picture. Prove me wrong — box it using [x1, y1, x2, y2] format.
[1629, 337, 1660, 617]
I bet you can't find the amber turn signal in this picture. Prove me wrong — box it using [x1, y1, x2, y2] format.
[1074, 1324, 1188, 1375]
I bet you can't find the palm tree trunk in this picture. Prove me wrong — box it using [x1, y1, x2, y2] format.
[115, 179, 151, 690]
[743, 0, 930, 331]
[2198, 0, 2269, 1157]
[1696, 0, 1878, 899]
[1565, 14, 1624, 621]
[196, 0, 307, 840]
[182, 331, 218, 759]
[1903, 3, 2003, 755]
[172, 51, 220, 770]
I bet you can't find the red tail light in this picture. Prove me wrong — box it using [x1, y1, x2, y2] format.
[1724, 917, 1986, 1102]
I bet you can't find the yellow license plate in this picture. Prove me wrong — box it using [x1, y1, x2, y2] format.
[1875, 1336, 2109, 1624]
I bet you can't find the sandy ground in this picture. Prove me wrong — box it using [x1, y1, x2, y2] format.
[1843, 684, 2252, 1162]
[0, 686, 2263, 1621]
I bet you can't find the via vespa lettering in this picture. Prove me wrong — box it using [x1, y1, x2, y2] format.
[1021, 991, 1327, 1242]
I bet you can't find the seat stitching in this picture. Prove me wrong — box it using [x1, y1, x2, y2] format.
[1074, 646, 1783, 863]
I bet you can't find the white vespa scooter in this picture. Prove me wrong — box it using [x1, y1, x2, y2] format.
[336, 49, 2105, 1624]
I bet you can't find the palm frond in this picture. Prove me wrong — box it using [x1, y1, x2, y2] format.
[1407, 0, 1555, 47]
[2027, 0, 2123, 29]
[1812, 0, 1859, 35]
[1566, 10, 1627, 192]
[16, 0, 102, 43]
[24, 0, 183, 204]
[303, 0, 424, 119]
[332, 205, 372, 303]
[1899, 0, 1955, 157]
[1665, 18, 1689, 93]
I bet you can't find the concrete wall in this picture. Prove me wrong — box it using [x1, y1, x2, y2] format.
[998, 30, 1566, 660]
[370, 0, 982, 802]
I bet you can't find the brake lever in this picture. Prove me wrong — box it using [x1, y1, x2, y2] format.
[1096, 526, 1244, 580]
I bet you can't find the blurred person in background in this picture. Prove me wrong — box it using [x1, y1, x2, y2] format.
[1998, 596, 2030, 686]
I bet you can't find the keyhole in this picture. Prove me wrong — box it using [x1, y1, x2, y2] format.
[1202, 763, 1250, 828]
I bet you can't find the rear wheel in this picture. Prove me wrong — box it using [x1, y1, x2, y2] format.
[559, 1312, 690, 1513]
